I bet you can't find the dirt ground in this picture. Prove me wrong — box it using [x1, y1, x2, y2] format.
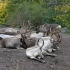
[0, 33, 70, 70]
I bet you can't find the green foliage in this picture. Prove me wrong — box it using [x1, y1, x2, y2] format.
[0, 0, 70, 29]
[6, 1, 48, 27]
[0, 0, 8, 24]
[54, 0, 70, 29]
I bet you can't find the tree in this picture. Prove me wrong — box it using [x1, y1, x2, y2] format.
[54, 0, 70, 28]
[0, 0, 8, 24]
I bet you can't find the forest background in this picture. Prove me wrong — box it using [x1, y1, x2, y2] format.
[0, 0, 70, 29]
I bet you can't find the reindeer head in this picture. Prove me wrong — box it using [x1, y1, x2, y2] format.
[20, 34, 28, 49]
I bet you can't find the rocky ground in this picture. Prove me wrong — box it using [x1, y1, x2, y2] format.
[0, 33, 70, 70]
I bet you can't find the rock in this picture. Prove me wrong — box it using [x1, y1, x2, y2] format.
[61, 27, 69, 33]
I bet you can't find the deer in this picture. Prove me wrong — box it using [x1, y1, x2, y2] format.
[0, 34, 27, 49]
[25, 35, 60, 63]
[35, 23, 61, 36]
[26, 38, 45, 63]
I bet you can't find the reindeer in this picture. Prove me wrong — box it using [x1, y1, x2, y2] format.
[26, 38, 45, 63]
[25, 35, 61, 63]
[35, 23, 61, 36]
[0, 27, 20, 35]
[20, 34, 38, 48]
[0, 34, 27, 49]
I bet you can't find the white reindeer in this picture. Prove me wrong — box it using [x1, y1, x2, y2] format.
[26, 36, 59, 63]
[26, 38, 45, 63]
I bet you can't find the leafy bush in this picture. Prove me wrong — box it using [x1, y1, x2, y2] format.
[54, 1, 70, 29]
[6, 1, 48, 27]
[0, 0, 70, 30]
[0, 0, 8, 24]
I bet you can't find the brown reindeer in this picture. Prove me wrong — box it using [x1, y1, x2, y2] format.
[0, 34, 27, 49]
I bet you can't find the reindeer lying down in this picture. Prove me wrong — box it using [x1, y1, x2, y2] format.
[26, 36, 59, 63]
[26, 38, 45, 63]
[0, 27, 20, 34]
[20, 34, 39, 48]
[0, 34, 27, 49]
[36, 23, 61, 36]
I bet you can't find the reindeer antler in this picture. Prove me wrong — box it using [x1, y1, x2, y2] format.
[58, 34, 62, 43]
[50, 27, 56, 34]
[21, 33, 27, 40]
[37, 38, 44, 49]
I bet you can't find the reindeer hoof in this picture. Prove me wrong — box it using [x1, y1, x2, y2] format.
[52, 54, 57, 57]
[42, 60, 45, 63]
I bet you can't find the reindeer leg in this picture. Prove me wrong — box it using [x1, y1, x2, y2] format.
[43, 51, 57, 57]
[28, 55, 45, 63]
[46, 53, 57, 57]
[52, 45, 60, 52]
[32, 58, 45, 63]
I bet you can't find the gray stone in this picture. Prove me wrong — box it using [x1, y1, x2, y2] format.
[61, 27, 69, 33]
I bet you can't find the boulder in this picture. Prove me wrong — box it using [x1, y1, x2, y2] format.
[61, 27, 69, 33]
